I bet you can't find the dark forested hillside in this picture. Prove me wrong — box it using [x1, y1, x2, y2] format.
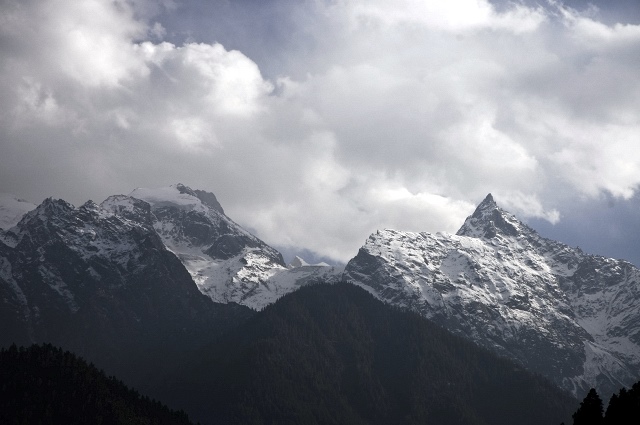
[0, 344, 194, 425]
[163, 282, 577, 425]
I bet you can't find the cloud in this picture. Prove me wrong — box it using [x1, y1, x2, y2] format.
[1, 0, 640, 262]
[0, 0, 274, 195]
[341, 0, 546, 33]
[0, 0, 148, 88]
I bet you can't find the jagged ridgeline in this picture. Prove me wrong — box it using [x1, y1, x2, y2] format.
[164, 283, 577, 425]
[345, 193, 640, 398]
[0, 191, 254, 391]
[2, 185, 640, 418]
[0, 344, 194, 425]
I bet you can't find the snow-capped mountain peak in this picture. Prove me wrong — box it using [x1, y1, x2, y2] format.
[456, 193, 530, 239]
[110, 184, 343, 309]
[345, 194, 640, 398]
[4, 184, 639, 402]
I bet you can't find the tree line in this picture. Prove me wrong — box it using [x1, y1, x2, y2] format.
[0, 343, 195, 425]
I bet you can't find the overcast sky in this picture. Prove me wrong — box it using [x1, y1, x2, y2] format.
[1, 0, 640, 265]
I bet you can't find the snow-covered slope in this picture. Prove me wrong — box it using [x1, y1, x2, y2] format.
[124, 184, 341, 309]
[0, 184, 340, 315]
[2, 185, 638, 397]
[344, 194, 640, 397]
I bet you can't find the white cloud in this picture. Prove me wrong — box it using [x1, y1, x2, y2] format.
[1, 0, 640, 262]
[494, 190, 560, 224]
[341, 0, 546, 33]
[547, 119, 640, 199]
[138, 42, 273, 116]
[1, 0, 148, 88]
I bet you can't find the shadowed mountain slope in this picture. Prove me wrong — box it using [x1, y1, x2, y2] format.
[0, 196, 253, 389]
[164, 283, 576, 425]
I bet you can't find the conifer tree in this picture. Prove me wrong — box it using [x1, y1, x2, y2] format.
[573, 388, 604, 425]
[604, 383, 640, 425]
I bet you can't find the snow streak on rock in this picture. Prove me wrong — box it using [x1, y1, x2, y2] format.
[128, 184, 342, 310]
[344, 193, 640, 397]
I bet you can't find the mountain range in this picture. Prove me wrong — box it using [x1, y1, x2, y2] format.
[0, 185, 638, 403]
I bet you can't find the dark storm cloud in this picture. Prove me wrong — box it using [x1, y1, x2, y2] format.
[529, 193, 640, 267]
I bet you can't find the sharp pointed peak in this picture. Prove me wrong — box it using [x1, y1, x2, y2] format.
[480, 193, 495, 205]
[457, 193, 531, 239]
[466, 194, 494, 218]
[472, 193, 498, 215]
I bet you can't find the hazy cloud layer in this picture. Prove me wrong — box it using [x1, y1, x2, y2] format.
[1, 0, 640, 263]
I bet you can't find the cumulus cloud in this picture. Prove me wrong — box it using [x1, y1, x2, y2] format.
[1, 0, 640, 262]
[0, 0, 273, 194]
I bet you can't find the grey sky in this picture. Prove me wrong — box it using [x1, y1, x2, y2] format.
[1, 0, 640, 266]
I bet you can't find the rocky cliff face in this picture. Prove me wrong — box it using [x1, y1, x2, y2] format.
[126, 184, 341, 310]
[0, 195, 251, 378]
[0, 182, 341, 356]
[5, 186, 634, 398]
[344, 194, 640, 397]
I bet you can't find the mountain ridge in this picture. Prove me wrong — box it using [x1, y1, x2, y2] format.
[344, 193, 640, 397]
[0, 190, 253, 387]
[1, 185, 638, 400]
[127, 184, 342, 309]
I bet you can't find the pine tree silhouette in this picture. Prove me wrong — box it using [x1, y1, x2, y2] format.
[604, 383, 640, 425]
[573, 388, 604, 425]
